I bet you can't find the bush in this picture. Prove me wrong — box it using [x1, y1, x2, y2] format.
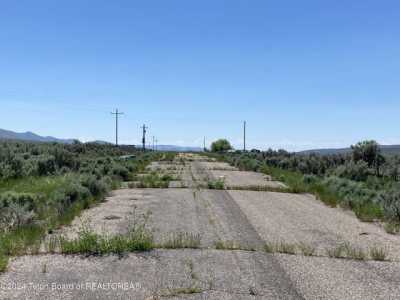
[379, 189, 400, 222]
[80, 175, 111, 198]
[48, 181, 91, 218]
[64, 182, 90, 204]
[303, 174, 319, 185]
[323, 177, 376, 207]
[37, 156, 56, 176]
[0, 192, 37, 231]
[333, 161, 371, 181]
[9, 157, 24, 178]
[111, 165, 130, 181]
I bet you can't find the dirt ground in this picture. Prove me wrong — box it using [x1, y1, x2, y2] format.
[2, 153, 400, 299]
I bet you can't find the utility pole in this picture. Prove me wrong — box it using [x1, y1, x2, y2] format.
[203, 136, 206, 152]
[152, 136, 155, 151]
[111, 109, 124, 146]
[243, 121, 246, 152]
[141, 124, 148, 151]
[155, 138, 158, 151]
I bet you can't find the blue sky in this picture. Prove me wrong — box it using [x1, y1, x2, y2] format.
[0, 0, 399, 151]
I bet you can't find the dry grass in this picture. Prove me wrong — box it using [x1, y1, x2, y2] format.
[161, 232, 201, 249]
[263, 241, 297, 255]
[369, 246, 388, 261]
[226, 185, 291, 193]
[298, 242, 316, 256]
[214, 240, 241, 250]
[384, 222, 400, 235]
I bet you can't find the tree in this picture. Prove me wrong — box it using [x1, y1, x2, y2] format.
[211, 139, 233, 152]
[351, 140, 384, 175]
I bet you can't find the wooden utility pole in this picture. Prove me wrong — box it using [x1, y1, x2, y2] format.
[111, 109, 124, 146]
[141, 124, 148, 151]
[243, 121, 246, 152]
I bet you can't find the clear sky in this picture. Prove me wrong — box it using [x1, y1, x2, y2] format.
[0, 1, 399, 151]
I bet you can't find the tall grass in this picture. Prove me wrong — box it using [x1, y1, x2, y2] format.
[59, 228, 154, 255]
[0, 253, 8, 272]
[260, 165, 384, 221]
[0, 145, 159, 272]
[161, 232, 202, 249]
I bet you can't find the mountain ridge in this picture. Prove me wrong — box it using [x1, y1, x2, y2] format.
[0, 128, 75, 144]
[0, 129, 203, 151]
[297, 145, 400, 155]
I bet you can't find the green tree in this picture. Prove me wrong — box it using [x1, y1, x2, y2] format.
[351, 140, 385, 175]
[211, 139, 233, 152]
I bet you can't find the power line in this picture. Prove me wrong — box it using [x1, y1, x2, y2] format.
[111, 109, 124, 146]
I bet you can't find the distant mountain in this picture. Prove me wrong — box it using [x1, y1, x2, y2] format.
[297, 148, 351, 155]
[89, 140, 113, 145]
[146, 145, 203, 152]
[0, 128, 75, 144]
[298, 145, 400, 155]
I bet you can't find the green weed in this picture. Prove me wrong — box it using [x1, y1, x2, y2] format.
[369, 246, 388, 261]
[161, 232, 201, 249]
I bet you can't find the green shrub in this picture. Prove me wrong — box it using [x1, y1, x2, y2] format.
[303, 174, 319, 185]
[80, 175, 111, 198]
[64, 182, 90, 203]
[59, 227, 154, 255]
[37, 156, 56, 176]
[333, 161, 371, 181]
[111, 165, 130, 181]
[0, 192, 37, 231]
[379, 189, 400, 222]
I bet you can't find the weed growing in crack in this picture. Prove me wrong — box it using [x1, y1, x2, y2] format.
[343, 242, 367, 260]
[161, 232, 201, 249]
[369, 246, 388, 261]
[298, 242, 316, 256]
[326, 244, 345, 258]
[214, 240, 241, 250]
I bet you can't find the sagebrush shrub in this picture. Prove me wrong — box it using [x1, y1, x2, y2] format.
[379, 189, 400, 222]
[0, 192, 37, 231]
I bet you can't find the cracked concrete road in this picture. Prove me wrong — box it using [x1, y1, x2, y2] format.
[1, 153, 400, 299]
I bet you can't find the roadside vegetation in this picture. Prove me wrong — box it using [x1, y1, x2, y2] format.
[128, 172, 177, 188]
[210, 139, 232, 153]
[263, 240, 388, 261]
[0, 140, 165, 271]
[209, 140, 400, 231]
[58, 225, 154, 255]
[160, 232, 202, 249]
